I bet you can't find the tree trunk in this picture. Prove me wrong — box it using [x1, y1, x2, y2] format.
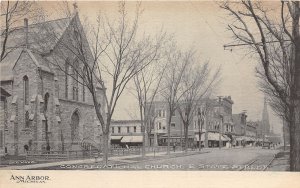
[102, 133, 109, 165]
[142, 124, 146, 158]
[283, 118, 286, 151]
[291, 1, 300, 171]
[180, 121, 183, 150]
[289, 106, 300, 171]
[167, 112, 172, 155]
[184, 123, 189, 153]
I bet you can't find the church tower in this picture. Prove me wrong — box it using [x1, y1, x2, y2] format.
[262, 97, 271, 136]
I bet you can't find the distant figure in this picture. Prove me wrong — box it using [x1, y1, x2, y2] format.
[24, 145, 29, 154]
[173, 143, 176, 152]
[46, 145, 51, 154]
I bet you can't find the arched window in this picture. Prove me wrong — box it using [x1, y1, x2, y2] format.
[71, 111, 80, 142]
[44, 93, 50, 146]
[4, 98, 8, 129]
[72, 60, 79, 101]
[82, 84, 85, 102]
[23, 76, 29, 105]
[65, 62, 69, 99]
[25, 111, 30, 128]
[44, 93, 49, 112]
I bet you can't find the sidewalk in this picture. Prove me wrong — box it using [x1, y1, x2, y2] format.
[267, 150, 289, 171]
[0, 149, 210, 170]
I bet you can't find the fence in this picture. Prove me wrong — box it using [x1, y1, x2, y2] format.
[26, 146, 174, 160]
[26, 149, 100, 160]
[109, 146, 170, 156]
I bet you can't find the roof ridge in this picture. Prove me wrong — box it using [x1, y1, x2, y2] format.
[6, 16, 72, 32]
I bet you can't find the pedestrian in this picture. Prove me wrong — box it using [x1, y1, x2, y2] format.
[173, 143, 176, 152]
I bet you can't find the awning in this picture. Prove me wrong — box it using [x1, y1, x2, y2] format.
[233, 136, 245, 141]
[208, 132, 220, 141]
[244, 136, 255, 141]
[194, 134, 205, 141]
[121, 136, 143, 143]
[111, 136, 123, 140]
[222, 135, 231, 141]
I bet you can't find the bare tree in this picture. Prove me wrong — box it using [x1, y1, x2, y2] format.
[133, 48, 168, 157]
[0, 1, 42, 61]
[32, 2, 163, 164]
[220, 1, 300, 171]
[176, 50, 220, 152]
[160, 44, 191, 155]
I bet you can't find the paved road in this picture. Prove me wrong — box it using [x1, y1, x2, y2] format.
[125, 148, 278, 171]
[32, 147, 279, 171]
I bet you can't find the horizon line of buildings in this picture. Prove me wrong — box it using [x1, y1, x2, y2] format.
[110, 96, 281, 148]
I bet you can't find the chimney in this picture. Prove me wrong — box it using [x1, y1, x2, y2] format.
[73, 2, 78, 14]
[24, 18, 29, 48]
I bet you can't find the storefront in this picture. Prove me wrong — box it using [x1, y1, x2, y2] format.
[110, 136, 123, 147]
[207, 132, 230, 148]
[158, 136, 194, 147]
[120, 136, 143, 147]
[194, 133, 205, 148]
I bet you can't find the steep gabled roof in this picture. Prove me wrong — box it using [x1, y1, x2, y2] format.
[1, 17, 72, 54]
[0, 16, 75, 81]
[0, 48, 23, 81]
[0, 48, 53, 81]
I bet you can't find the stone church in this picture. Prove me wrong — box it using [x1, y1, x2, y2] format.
[0, 10, 105, 156]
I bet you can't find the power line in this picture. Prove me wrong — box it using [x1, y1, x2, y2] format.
[223, 40, 291, 50]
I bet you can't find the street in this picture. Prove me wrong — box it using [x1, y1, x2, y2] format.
[27, 147, 279, 171]
[120, 147, 278, 171]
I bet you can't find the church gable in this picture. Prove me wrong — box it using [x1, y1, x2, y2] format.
[12, 51, 39, 96]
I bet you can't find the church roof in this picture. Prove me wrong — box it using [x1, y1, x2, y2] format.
[1, 17, 72, 54]
[0, 16, 74, 81]
[0, 49, 53, 81]
[0, 48, 23, 81]
[0, 87, 11, 97]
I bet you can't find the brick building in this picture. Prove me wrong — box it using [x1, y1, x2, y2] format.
[110, 120, 143, 147]
[149, 96, 234, 148]
[0, 12, 105, 156]
[232, 112, 247, 136]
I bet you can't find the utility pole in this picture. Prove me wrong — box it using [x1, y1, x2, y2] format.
[218, 96, 223, 149]
[198, 108, 201, 151]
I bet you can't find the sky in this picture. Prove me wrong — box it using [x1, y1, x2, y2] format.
[39, 1, 283, 134]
